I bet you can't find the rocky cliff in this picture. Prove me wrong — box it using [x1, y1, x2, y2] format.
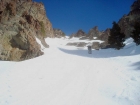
[118, 0, 140, 38]
[0, 0, 54, 61]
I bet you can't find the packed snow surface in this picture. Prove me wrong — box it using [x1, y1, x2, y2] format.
[0, 37, 140, 105]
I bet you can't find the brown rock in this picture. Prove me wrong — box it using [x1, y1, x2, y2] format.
[69, 29, 86, 38]
[87, 26, 102, 40]
[99, 28, 110, 42]
[75, 29, 86, 37]
[0, 0, 53, 61]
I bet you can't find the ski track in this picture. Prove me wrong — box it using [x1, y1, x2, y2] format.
[0, 38, 140, 105]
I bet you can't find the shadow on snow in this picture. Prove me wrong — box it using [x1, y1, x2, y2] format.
[130, 61, 140, 71]
[58, 46, 140, 58]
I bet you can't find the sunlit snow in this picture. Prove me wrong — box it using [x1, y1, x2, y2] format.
[0, 37, 140, 105]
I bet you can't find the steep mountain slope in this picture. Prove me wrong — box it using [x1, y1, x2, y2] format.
[0, 0, 54, 61]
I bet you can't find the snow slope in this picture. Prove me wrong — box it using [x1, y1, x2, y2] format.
[0, 37, 140, 105]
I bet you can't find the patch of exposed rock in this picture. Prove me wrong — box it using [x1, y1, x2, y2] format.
[0, 0, 54, 61]
[66, 41, 103, 50]
[66, 42, 87, 47]
[53, 28, 65, 38]
[91, 42, 100, 50]
[70, 27, 105, 40]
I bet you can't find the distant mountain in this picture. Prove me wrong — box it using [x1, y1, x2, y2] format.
[69, 0, 140, 48]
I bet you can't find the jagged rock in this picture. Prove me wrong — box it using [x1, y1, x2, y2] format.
[69, 29, 86, 38]
[118, 0, 140, 38]
[53, 28, 65, 38]
[87, 26, 102, 40]
[0, 0, 53, 61]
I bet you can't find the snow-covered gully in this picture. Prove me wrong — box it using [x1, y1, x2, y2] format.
[0, 38, 140, 105]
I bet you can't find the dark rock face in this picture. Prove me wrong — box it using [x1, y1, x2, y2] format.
[0, 0, 53, 61]
[118, 0, 140, 38]
[53, 28, 65, 38]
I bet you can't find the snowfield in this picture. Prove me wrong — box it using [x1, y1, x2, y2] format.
[0, 37, 140, 105]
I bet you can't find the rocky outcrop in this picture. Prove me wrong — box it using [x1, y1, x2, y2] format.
[0, 0, 54, 61]
[69, 29, 86, 38]
[75, 29, 86, 37]
[53, 28, 65, 38]
[91, 42, 100, 50]
[69, 33, 75, 39]
[118, 0, 140, 38]
[87, 26, 102, 40]
[69, 27, 103, 40]
[66, 42, 86, 47]
[99, 28, 110, 42]
[66, 41, 103, 50]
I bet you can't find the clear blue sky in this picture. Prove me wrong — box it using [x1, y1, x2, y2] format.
[34, 0, 134, 35]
